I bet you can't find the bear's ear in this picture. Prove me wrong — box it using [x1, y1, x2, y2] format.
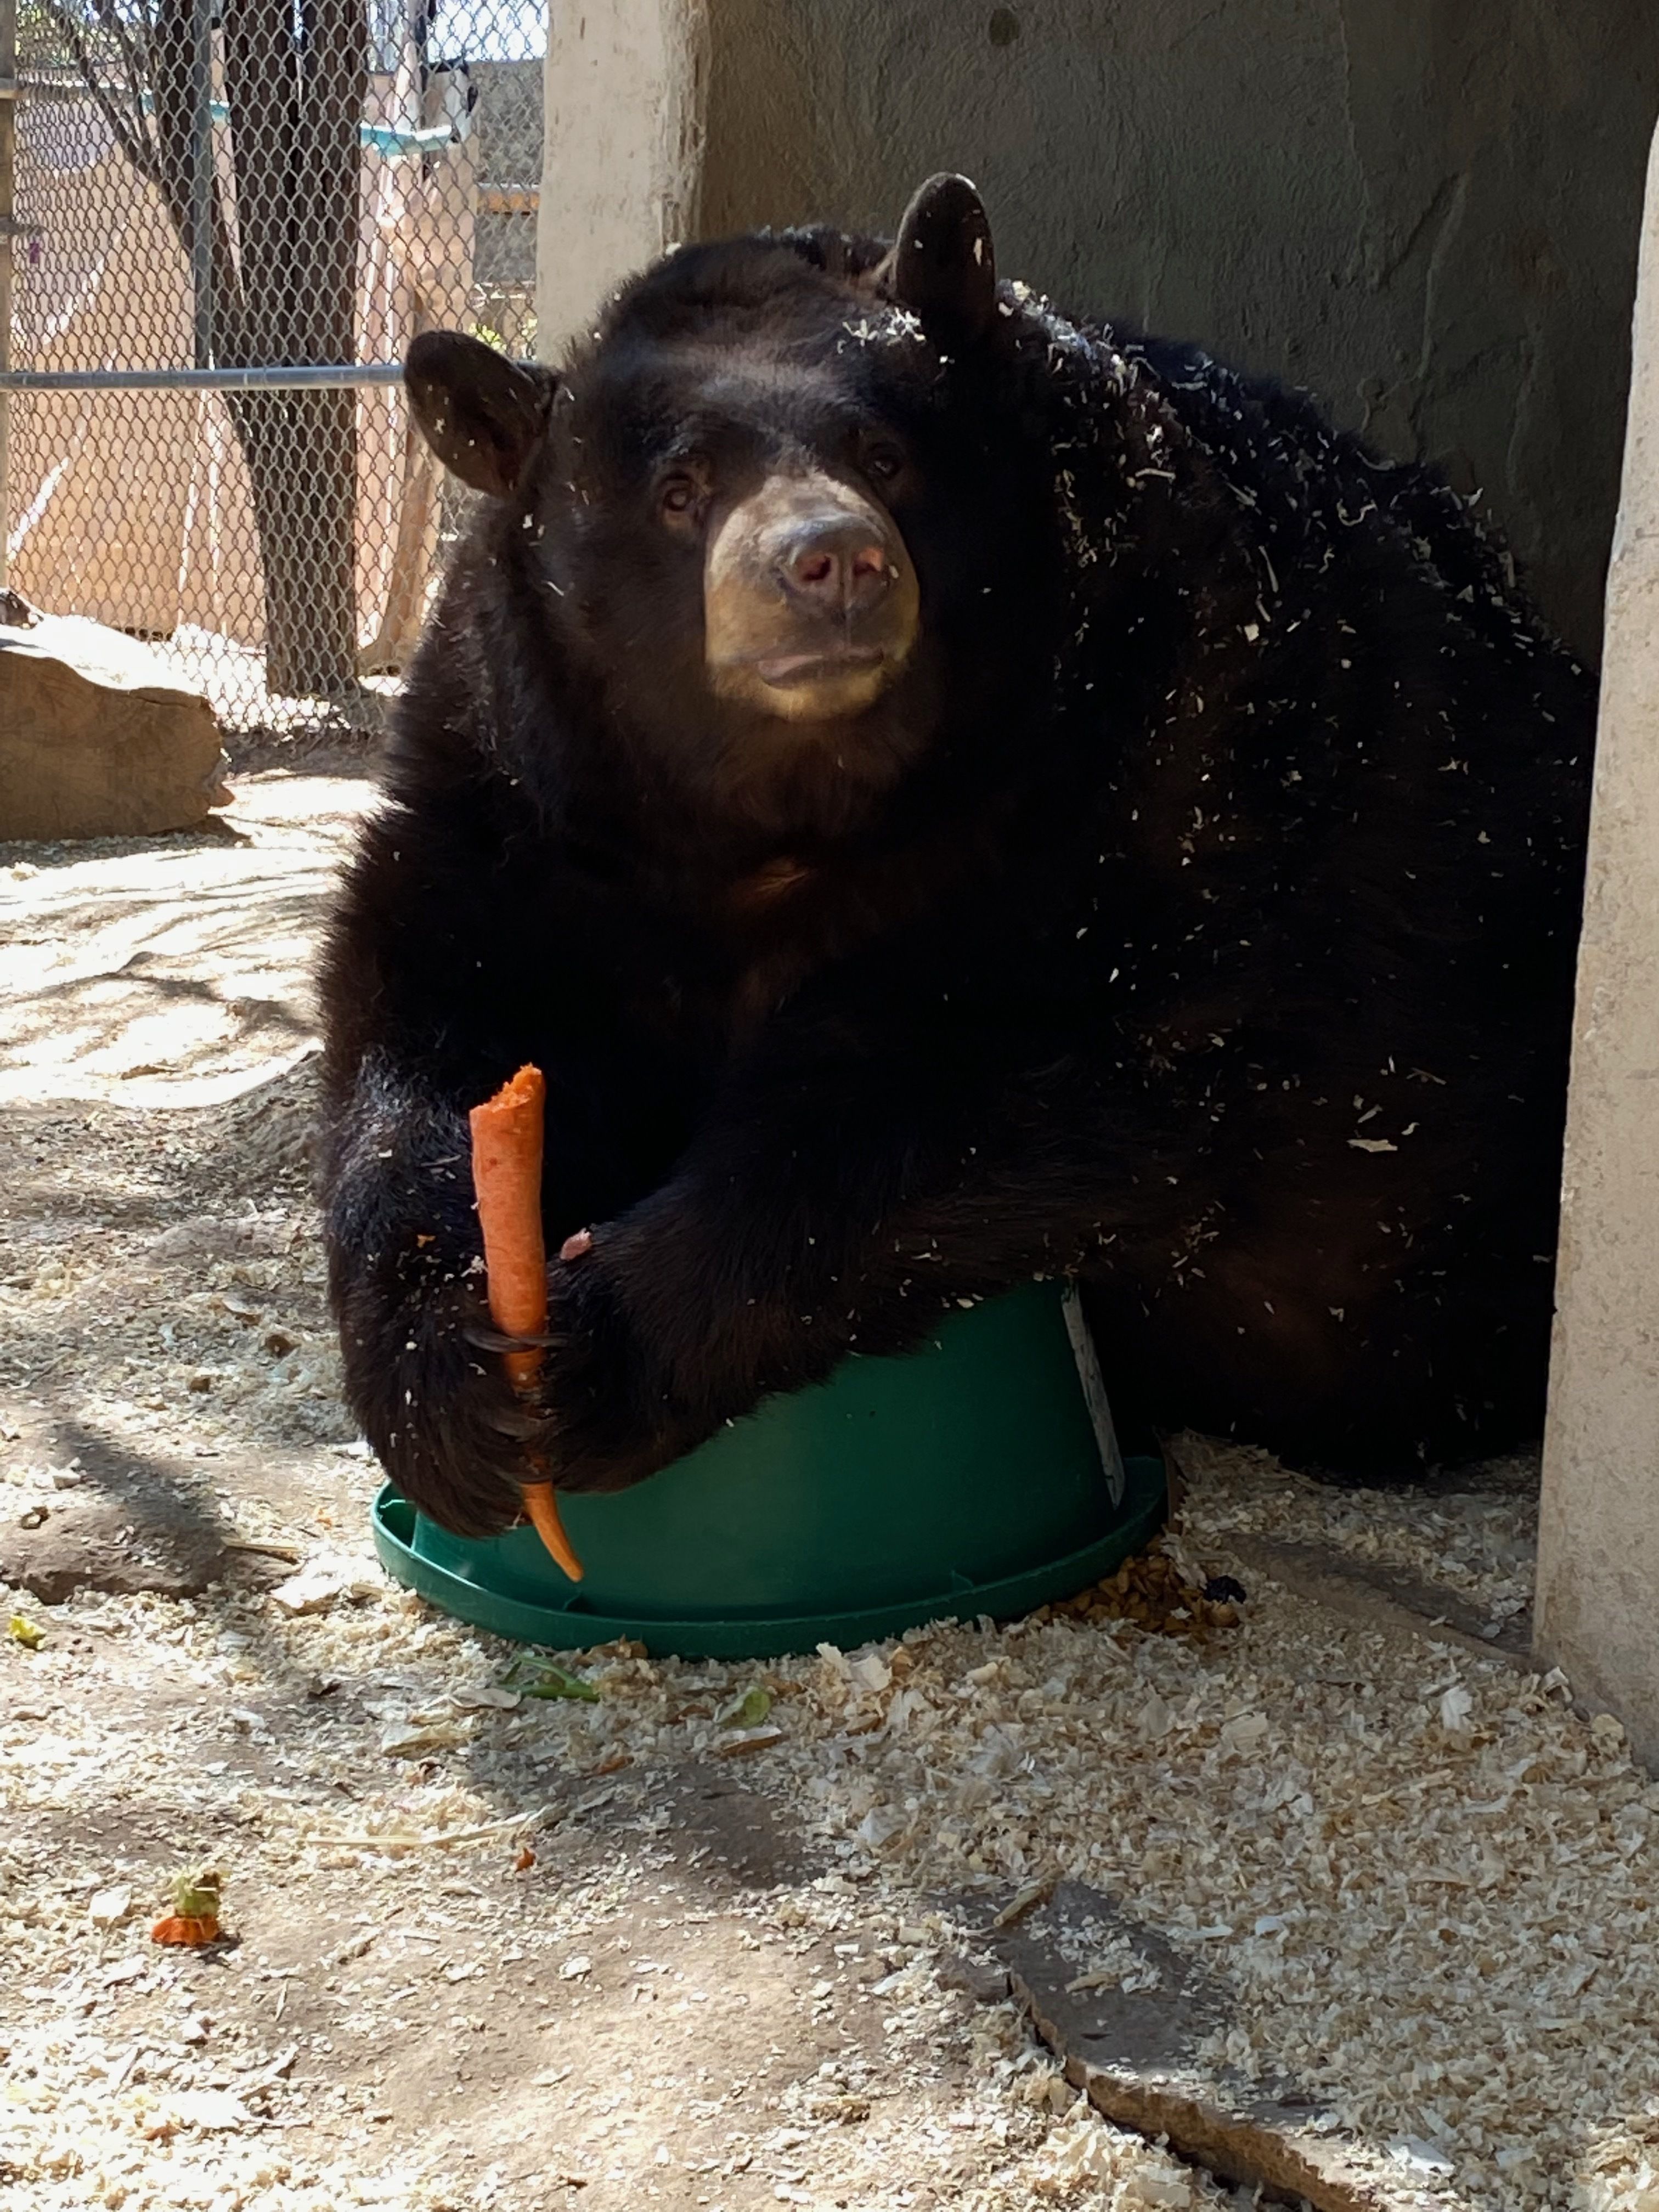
[877, 174, 996, 341]
[404, 330, 558, 498]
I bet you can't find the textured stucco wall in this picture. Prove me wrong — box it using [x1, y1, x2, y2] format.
[1535, 122, 1659, 1770]
[698, 1, 1659, 660]
[536, 1, 708, 353]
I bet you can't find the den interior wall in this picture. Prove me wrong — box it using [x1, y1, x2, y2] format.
[697, 0, 1659, 663]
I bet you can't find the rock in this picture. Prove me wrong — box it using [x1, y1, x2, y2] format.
[0, 1487, 232, 1602]
[0, 612, 229, 839]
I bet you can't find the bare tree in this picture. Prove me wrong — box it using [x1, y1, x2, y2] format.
[53, 0, 369, 697]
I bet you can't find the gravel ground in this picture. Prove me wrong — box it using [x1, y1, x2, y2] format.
[3, 775, 1656, 2212]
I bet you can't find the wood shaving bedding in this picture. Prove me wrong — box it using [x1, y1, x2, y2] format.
[7, 1426, 1654, 2210]
[2, 794, 1650, 2210]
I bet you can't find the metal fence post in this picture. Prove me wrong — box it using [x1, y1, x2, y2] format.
[0, 0, 15, 593]
[3, 8, 541, 729]
[190, 0, 214, 370]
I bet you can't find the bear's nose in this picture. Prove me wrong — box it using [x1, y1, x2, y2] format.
[779, 518, 893, 616]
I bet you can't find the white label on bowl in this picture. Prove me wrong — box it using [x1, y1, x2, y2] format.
[1060, 1283, 1126, 1508]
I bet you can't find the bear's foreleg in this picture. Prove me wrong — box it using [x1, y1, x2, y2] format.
[320, 1047, 658, 1534]
[533, 1024, 1159, 1491]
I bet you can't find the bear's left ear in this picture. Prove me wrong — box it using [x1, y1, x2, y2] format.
[405, 330, 559, 498]
[877, 174, 996, 342]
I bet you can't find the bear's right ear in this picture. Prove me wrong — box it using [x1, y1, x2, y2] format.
[877, 174, 996, 342]
[404, 330, 558, 498]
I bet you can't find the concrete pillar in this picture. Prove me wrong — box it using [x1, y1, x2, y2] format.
[535, 0, 709, 358]
[1535, 120, 1659, 1770]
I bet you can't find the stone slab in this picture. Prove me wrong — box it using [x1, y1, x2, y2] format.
[992, 1880, 1441, 2211]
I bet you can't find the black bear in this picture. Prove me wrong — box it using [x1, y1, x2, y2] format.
[318, 174, 1593, 1537]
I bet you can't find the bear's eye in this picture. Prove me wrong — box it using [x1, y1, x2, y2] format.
[658, 473, 702, 523]
[864, 444, 906, 487]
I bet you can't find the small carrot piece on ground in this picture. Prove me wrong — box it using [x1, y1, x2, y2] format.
[151, 1913, 219, 1947]
[151, 1870, 223, 1946]
[469, 1065, 584, 1582]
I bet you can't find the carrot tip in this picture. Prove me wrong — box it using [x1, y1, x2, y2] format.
[522, 1481, 584, 1582]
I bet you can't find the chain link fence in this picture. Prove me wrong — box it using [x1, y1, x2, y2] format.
[0, 0, 543, 749]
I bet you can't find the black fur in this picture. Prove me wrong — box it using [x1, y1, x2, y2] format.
[318, 192, 1593, 1537]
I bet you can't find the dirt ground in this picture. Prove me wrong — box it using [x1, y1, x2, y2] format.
[3, 773, 1657, 2212]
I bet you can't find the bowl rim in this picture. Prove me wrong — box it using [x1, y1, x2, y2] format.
[370, 1451, 1170, 1660]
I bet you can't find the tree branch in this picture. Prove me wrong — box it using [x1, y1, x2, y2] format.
[88, 0, 154, 152]
[46, 1, 159, 188]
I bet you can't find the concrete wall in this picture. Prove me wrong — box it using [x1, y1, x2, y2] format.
[535, 6, 1659, 1750]
[537, 0, 708, 354]
[1534, 121, 1659, 1771]
[698, 1, 1659, 662]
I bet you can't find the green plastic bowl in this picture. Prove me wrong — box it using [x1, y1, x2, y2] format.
[371, 1280, 1167, 1658]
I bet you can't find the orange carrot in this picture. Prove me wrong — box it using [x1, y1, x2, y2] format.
[151, 1870, 223, 1946]
[150, 1914, 219, 1947]
[469, 1064, 548, 1389]
[519, 1482, 582, 1579]
[469, 1066, 584, 1582]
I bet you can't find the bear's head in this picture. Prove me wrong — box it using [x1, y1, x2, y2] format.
[404, 177, 1057, 838]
